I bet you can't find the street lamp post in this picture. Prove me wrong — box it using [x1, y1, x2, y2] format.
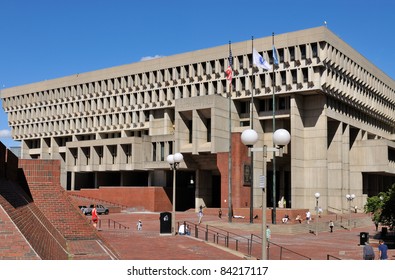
[167, 152, 184, 235]
[241, 128, 290, 260]
[314, 192, 320, 236]
[241, 129, 258, 224]
[345, 193, 355, 231]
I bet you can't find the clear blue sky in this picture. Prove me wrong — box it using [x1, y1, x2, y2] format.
[1, 0, 394, 148]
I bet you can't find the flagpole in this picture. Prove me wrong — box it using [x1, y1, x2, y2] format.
[251, 37, 273, 224]
[271, 32, 277, 224]
[249, 36, 254, 224]
[228, 41, 233, 223]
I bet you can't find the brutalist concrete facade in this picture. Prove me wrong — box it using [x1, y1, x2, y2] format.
[2, 26, 395, 212]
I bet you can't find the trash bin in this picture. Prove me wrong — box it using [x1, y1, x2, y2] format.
[381, 227, 388, 237]
[159, 212, 172, 234]
[360, 232, 369, 245]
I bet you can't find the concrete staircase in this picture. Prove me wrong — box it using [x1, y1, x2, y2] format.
[270, 213, 373, 234]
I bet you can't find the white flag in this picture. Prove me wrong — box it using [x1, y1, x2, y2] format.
[253, 48, 271, 70]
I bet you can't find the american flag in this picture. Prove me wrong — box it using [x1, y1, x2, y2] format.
[225, 66, 232, 82]
[226, 42, 233, 83]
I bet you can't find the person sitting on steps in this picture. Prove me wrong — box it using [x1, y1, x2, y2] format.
[295, 214, 302, 223]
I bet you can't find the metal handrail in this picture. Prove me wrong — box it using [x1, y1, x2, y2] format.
[180, 221, 311, 260]
[180, 221, 253, 256]
[327, 254, 341, 260]
[97, 218, 129, 229]
[327, 206, 342, 213]
[250, 234, 311, 260]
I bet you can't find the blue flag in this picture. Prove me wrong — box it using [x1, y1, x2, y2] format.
[272, 46, 279, 65]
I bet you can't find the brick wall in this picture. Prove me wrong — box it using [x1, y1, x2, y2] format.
[0, 145, 69, 259]
[218, 132, 251, 209]
[0, 204, 40, 260]
[18, 159, 60, 185]
[0, 179, 68, 260]
[72, 186, 173, 212]
[0, 144, 119, 259]
[18, 159, 99, 240]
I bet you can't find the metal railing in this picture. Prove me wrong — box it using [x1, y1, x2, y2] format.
[184, 222, 252, 256]
[250, 234, 311, 260]
[96, 218, 129, 230]
[327, 206, 342, 213]
[180, 221, 311, 260]
[327, 254, 341, 260]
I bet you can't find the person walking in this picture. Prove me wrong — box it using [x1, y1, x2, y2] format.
[374, 221, 379, 231]
[329, 220, 334, 233]
[378, 240, 388, 260]
[266, 225, 271, 243]
[91, 204, 98, 228]
[306, 211, 311, 224]
[363, 242, 375, 260]
[198, 206, 203, 224]
[137, 220, 142, 231]
[318, 207, 323, 218]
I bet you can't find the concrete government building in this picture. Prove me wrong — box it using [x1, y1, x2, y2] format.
[2, 26, 395, 213]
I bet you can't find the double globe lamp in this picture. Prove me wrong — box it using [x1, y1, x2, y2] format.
[240, 128, 290, 260]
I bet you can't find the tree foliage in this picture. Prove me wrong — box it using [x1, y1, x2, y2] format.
[364, 184, 395, 226]
[381, 185, 395, 226]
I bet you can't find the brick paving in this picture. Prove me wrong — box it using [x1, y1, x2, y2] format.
[96, 212, 245, 260]
[94, 211, 394, 260]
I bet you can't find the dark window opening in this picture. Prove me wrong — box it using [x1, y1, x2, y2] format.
[291, 70, 297, 84]
[302, 68, 308, 82]
[160, 142, 165, 161]
[300, 45, 306, 59]
[311, 43, 318, 57]
[389, 148, 395, 162]
[240, 101, 250, 114]
[278, 48, 284, 63]
[188, 120, 193, 144]
[280, 71, 286, 85]
[206, 118, 211, 142]
[289, 47, 295, 61]
[152, 143, 156, 161]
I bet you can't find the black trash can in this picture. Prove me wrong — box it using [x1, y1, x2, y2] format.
[360, 232, 369, 245]
[159, 212, 172, 234]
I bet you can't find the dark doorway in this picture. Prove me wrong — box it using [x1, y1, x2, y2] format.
[167, 171, 196, 211]
[74, 172, 96, 190]
[211, 175, 221, 207]
[266, 170, 291, 208]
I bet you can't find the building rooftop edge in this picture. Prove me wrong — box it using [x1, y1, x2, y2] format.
[1, 26, 394, 98]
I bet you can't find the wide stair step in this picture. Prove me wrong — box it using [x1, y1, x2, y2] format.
[270, 214, 373, 234]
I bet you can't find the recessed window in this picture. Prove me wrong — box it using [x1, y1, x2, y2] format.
[289, 47, 295, 61]
[311, 43, 318, 58]
[300, 45, 306, 59]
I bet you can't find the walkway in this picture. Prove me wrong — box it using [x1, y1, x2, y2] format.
[95, 210, 393, 260]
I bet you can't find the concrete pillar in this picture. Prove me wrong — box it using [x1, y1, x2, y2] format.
[71, 172, 75, 190]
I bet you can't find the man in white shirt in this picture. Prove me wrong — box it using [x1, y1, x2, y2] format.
[178, 223, 186, 235]
[306, 211, 311, 224]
